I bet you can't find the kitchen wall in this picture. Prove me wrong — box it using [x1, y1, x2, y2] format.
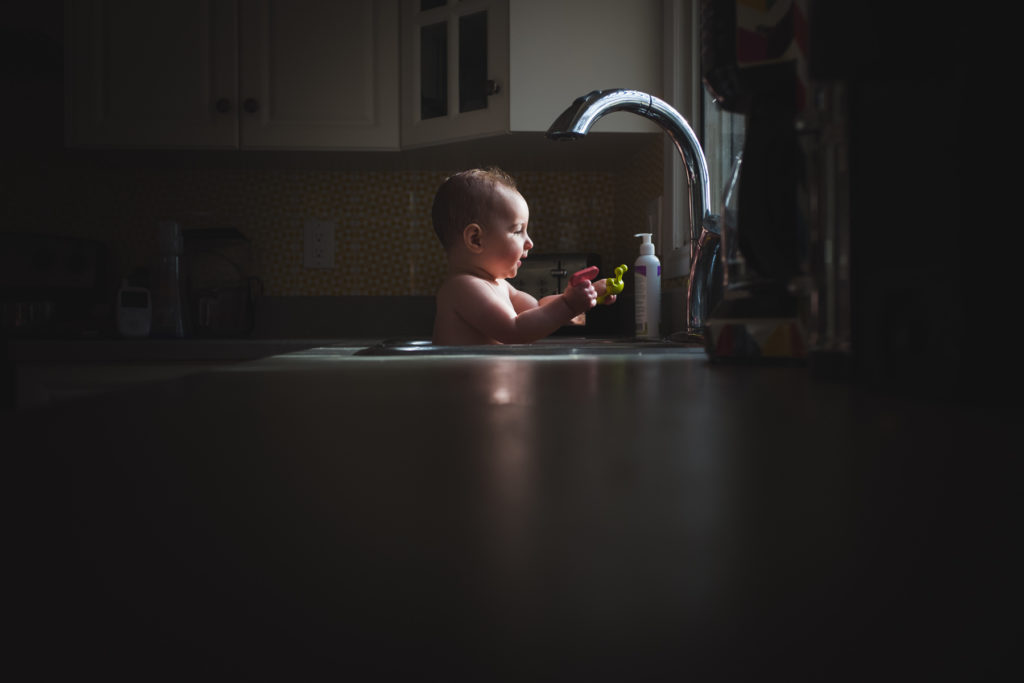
[6, 145, 662, 299]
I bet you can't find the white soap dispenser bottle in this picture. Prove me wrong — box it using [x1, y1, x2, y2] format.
[633, 232, 661, 339]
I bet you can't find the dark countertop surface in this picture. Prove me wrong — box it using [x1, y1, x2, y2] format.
[5, 337, 374, 362]
[6, 347, 1012, 680]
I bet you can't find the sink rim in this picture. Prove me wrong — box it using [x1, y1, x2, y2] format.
[354, 336, 706, 357]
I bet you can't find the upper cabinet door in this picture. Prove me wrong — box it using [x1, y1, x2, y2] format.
[66, 0, 399, 150]
[400, 0, 510, 148]
[238, 0, 399, 150]
[66, 0, 239, 148]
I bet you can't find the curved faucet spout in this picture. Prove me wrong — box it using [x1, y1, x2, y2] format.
[547, 89, 713, 263]
[547, 89, 720, 338]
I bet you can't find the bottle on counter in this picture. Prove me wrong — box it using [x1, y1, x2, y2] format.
[151, 220, 188, 338]
[633, 232, 661, 339]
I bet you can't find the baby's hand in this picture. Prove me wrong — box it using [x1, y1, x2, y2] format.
[596, 264, 627, 305]
[563, 281, 597, 315]
[594, 279, 616, 305]
[563, 267, 598, 315]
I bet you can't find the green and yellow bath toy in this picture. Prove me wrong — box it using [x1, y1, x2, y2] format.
[597, 264, 628, 304]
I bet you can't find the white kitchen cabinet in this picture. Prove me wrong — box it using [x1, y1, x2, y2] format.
[65, 0, 238, 148]
[66, 0, 399, 150]
[400, 0, 509, 147]
[238, 0, 398, 150]
[400, 0, 662, 148]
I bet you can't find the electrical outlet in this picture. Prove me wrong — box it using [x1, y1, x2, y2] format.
[304, 219, 336, 269]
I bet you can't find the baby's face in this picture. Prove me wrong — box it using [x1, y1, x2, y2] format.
[480, 185, 532, 280]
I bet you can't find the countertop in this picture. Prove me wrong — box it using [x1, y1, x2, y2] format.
[4, 337, 374, 362]
[5, 346, 1012, 681]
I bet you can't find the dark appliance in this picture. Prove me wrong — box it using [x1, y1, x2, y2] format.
[183, 228, 262, 338]
[700, 0, 806, 362]
[0, 233, 109, 339]
[700, 0, 974, 398]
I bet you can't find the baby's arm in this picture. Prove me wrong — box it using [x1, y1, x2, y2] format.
[516, 268, 599, 328]
[503, 279, 596, 342]
[453, 276, 595, 344]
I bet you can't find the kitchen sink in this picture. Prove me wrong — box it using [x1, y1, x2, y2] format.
[354, 336, 706, 357]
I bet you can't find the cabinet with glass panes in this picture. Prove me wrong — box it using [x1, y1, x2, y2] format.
[400, 0, 663, 148]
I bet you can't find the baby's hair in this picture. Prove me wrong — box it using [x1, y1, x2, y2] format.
[431, 167, 519, 248]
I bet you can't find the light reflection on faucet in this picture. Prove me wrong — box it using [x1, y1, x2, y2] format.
[547, 89, 722, 339]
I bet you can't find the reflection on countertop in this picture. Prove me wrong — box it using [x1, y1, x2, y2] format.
[4, 343, 1012, 680]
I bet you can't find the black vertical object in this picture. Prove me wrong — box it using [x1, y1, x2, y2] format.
[702, 0, 983, 400]
[808, 2, 977, 398]
[420, 21, 448, 120]
[736, 64, 799, 287]
[701, 0, 802, 297]
[458, 11, 488, 113]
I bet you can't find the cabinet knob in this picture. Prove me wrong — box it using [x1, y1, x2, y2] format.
[243, 98, 260, 114]
[215, 98, 232, 113]
[486, 80, 501, 96]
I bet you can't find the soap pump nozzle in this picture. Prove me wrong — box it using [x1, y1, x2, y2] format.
[634, 232, 654, 255]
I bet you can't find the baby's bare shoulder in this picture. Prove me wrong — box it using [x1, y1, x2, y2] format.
[438, 274, 511, 314]
[439, 273, 500, 296]
[440, 272, 485, 287]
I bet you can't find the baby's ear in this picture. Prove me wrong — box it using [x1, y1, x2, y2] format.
[463, 223, 484, 252]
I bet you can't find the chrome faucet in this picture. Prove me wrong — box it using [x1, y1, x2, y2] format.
[547, 89, 721, 339]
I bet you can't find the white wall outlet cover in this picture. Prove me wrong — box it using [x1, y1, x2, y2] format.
[304, 219, 336, 269]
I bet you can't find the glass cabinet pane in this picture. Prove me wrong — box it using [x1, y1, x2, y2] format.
[420, 21, 447, 120]
[458, 11, 487, 113]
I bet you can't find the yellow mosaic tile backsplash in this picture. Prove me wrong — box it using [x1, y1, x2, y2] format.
[9, 143, 663, 298]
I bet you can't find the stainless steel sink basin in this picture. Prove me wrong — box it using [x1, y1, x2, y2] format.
[354, 336, 706, 356]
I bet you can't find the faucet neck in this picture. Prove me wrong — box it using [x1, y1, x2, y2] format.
[547, 89, 713, 261]
[645, 95, 714, 261]
[547, 89, 720, 339]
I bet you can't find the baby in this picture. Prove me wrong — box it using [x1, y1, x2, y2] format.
[431, 167, 617, 345]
